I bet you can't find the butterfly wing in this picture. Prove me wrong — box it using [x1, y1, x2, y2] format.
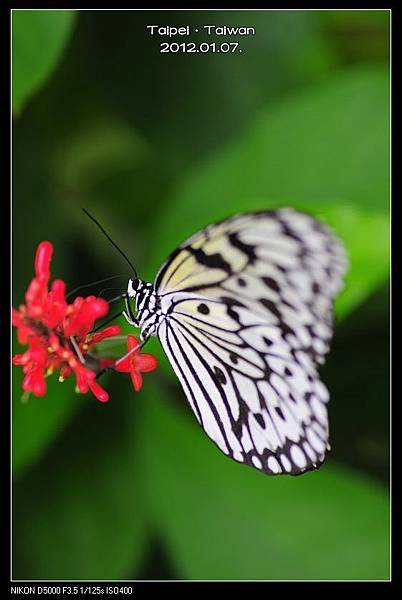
[155, 209, 348, 475]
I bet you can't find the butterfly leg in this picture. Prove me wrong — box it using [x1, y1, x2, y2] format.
[122, 310, 139, 326]
[70, 336, 86, 364]
[123, 293, 139, 326]
[139, 335, 150, 349]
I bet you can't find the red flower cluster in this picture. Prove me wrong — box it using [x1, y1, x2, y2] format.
[12, 241, 158, 402]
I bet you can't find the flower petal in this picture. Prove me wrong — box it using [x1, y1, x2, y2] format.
[136, 353, 159, 373]
[63, 296, 109, 337]
[23, 369, 47, 397]
[91, 325, 121, 344]
[88, 380, 109, 403]
[127, 335, 140, 352]
[130, 370, 143, 392]
[114, 357, 131, 373]
[34, 241, 53, 282]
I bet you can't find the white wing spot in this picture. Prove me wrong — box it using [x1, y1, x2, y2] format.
[303, 441, 317, 462]
[315, 379, 330, 403]
[312, 420, 327, 438]
[311, 396, 328, 426]
[252, 456, 263, 469]
[267, 456, 282, 473]
[306, 428, 326, 454]
[313, 338, 328, 355]
[240, 425, 254, 452]
[280, 454, 292, 472]
[290, 444, 307, 469]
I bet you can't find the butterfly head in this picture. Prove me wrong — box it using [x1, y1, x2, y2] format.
[127, 277, 142, 298]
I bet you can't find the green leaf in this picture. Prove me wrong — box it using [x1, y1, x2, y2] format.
[147, 67, 389, 318]
[12, 10, 76, 114]
[13, 392, 147, 579]
[301, 204, 389, 318]
[138, 383, 390, 580]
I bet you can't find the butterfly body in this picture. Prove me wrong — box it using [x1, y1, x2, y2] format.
[123, 209, 348, 476]
[124, 279, 161, 339]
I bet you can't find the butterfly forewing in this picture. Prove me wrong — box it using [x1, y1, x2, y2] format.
[155, 209, 348, 475]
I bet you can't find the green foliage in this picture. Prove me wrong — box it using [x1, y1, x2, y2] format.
[13, 393, 147, 579]
[12, 353, 81, 476]
[12, 10, 76, 114]
[12, 10, 390, 581]
[316, 205, 389, 317]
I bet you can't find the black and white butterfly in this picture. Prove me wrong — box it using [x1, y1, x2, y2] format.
[121, 208, 348, 476]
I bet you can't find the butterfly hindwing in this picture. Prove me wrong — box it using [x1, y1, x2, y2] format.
[155, 209, 348, 475]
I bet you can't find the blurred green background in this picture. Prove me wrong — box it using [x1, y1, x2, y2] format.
[12, 10, 390, 580]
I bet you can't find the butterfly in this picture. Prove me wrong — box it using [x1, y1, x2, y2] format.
[121, 208, 348, 476]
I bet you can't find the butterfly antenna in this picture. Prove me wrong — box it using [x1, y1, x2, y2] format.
[82, 208, 138, 278]
[66, 275, 127, 299]
[91, 310, 124, 333]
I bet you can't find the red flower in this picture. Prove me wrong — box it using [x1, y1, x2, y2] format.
[115, 335, 158, 391]
[12, 241, 159, 403]
[12, 241, 118, 402]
